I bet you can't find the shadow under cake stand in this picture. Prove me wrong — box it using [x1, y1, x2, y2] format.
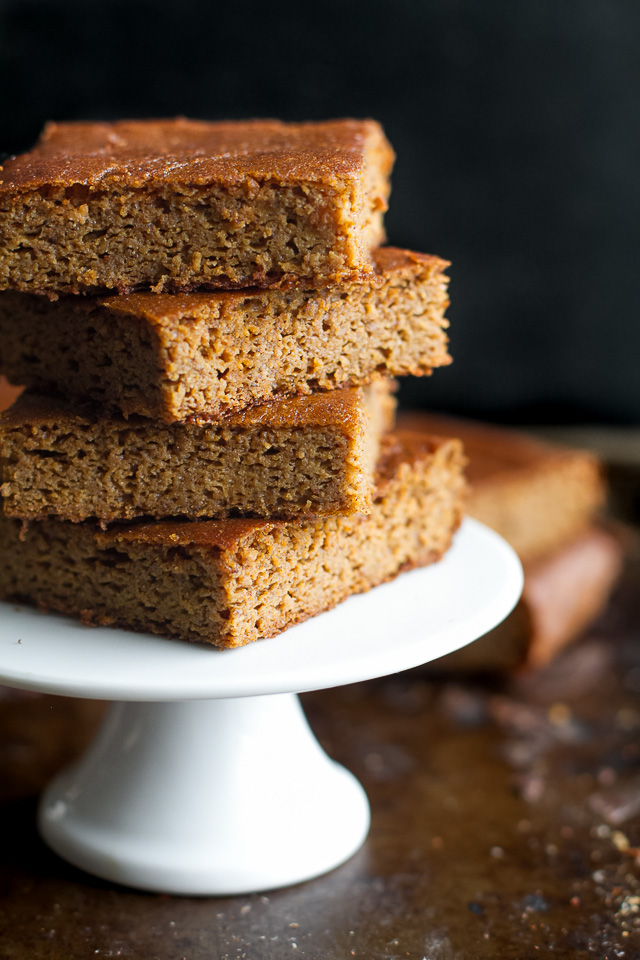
[0, 518, 522, 896]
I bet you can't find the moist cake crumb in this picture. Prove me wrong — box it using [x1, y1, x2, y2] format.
[0, 248, 450, 421]
[0, 117, 394, 294]
[0, 382, 396, 522]
[0, 430, 466, 648]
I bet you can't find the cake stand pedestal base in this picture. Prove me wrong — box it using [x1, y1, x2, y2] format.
[39, 694, 369, 895]
[0, 520, 523, 895]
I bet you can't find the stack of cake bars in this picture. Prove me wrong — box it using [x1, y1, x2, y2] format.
[0, 118, 466, 648]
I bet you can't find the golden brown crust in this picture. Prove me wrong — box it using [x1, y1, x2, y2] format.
[0, 118, 393, 192]
[0, 118, 394, 295]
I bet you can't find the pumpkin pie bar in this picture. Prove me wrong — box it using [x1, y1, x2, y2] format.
[401, 413, 619, 675]
[0, 381, 395, 523]
[427, 525, 623, 674]
[0, 248, 450, 421]
[0, 117, 393, 295]
[0, 430, 466, 648]
[400, 412, 604, 562]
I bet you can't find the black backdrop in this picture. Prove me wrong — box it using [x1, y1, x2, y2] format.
[1, 0, 638, 424]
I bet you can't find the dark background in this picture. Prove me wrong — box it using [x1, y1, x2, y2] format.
[1, 0, 638, 425]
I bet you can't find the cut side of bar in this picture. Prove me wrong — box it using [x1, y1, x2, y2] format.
[0, 431, 466, 648]
[0, 382, 395, 523]
[0, 118, 394, 294]
[0, 248, 450, 421]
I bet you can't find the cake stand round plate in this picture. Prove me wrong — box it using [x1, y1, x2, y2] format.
[0, 519, 522, 895]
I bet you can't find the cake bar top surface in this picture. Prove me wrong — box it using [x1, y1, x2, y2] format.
[0, 117, 392, 192]
[101, 430, 451, 552]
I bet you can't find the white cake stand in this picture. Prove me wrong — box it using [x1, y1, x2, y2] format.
[0, 518, 521, 896]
